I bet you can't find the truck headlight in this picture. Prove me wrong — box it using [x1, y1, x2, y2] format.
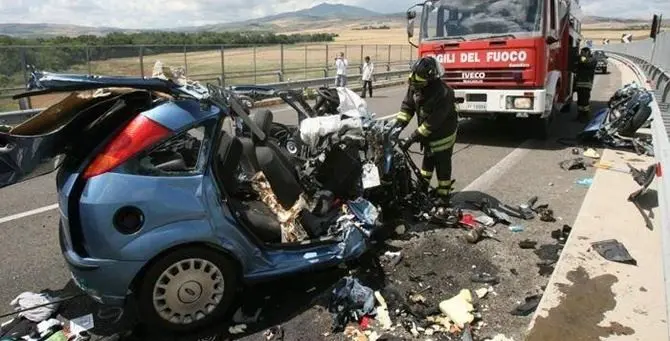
[507, 96, 534, 110]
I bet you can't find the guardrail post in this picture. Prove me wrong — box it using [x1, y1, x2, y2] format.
[280, 44, 285, 75]
[217, 76, 223, 86]
[325, 44, 329, 72]
[360, 45, 364, 68]
[304, 45, 308, 79]
[19, 48, 32, 109]
[139, 46, 145, 78]
[387, 44, 392, 78]
[277, 71, 283, 82]
[86, 45, 91, 75]
[253, 46, 257, 84]
[183, 45, 188, 75]
[220, 45, 226, 86]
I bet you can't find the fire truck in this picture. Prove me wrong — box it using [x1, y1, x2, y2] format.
[405, 0, 584, 139]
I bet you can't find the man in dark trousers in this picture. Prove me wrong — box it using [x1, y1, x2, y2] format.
[394, 56, 459, 206]
[573, 46, 598, 122]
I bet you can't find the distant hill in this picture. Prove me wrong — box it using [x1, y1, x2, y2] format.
[0, 23, 142, 38]
[0, 2, 658, 39]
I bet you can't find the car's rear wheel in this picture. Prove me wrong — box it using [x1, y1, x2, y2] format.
[137, 246, 239, 333]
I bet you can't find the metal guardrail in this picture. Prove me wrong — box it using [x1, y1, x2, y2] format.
[601, 38, 670, 337]
[0, 69, 411, 124]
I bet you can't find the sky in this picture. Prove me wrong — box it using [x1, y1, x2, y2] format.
[0, 0, 667, 29]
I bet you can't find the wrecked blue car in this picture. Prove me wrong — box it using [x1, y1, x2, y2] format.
[0, 70, 381, 332]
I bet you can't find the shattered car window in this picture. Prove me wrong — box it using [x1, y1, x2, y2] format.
[127, 125, 206, 176]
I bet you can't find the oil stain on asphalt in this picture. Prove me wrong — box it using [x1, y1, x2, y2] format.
[525, 266, 635, 341]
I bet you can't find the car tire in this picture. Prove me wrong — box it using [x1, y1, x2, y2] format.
[137, 246, 239, 333]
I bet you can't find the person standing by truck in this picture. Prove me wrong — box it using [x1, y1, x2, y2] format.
[573, 46, 598, 122]
[395, 56, 459, 206]
[335, 52, 349, 87]
[361, 56, 374, 98]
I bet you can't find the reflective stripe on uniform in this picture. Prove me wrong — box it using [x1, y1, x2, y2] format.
[417, 123, 431, 136]
[576, 81, 592, 89]
[577, 105, 591, 111]
[421, 169, 433, 178]
[438, 180, 453, 188]
[397, 111, 412, 122]
[429, 130, 457, 152]
[437, 188, 451, 196]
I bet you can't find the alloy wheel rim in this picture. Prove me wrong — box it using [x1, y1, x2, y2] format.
[152, 258, 225, 325]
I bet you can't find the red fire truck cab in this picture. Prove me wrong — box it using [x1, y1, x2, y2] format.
[406, 0, 584, 139]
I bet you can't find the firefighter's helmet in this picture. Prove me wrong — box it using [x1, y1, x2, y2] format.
[408, 56, 444, 89]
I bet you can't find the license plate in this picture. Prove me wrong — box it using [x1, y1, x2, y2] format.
[362, 163, 381, 189]
[516, 112, 530, 118]
[462, 102, 487, 111]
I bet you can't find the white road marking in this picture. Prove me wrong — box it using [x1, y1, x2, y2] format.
[0, 85, 411, 225]
[0, 203, 59, 225]
[454, 140, 534, 196]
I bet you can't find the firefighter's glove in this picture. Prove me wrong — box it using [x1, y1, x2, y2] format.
[399, 131, 420, 151]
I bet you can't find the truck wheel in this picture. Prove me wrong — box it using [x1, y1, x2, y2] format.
[531, 104, 556, 140]
[137, 246, 240, 333]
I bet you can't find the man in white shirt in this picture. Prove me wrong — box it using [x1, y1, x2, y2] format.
[361, 56, 374, 98]
[335, 52, 348, 87]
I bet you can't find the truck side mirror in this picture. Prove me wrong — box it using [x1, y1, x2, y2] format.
[546, 35, 559, 45]
[407, 10, 416, 38]
[651, 14, 661, 39]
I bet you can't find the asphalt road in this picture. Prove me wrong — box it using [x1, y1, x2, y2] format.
[0, 65, 624, 340]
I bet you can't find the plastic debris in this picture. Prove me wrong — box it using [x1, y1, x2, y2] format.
[228, 324, 247, 334]
[10, 292, 60, 323]
[409, 293, 426, 304]
[328, 276, 376, 332]
[576, 178, 594, 187]
[583, 148, 601, 159]
[475, 288, 489, 299]
[68, 314, 94, 336]
[476, 215, 496, 227]
[591, 239, 638, 265]
[508, 225, 524, 232]
[439, 289, 475, 329]
[374, 291, 392, 330]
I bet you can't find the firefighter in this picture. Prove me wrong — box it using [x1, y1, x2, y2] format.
[573, 46, 598, 122]
[395, 56, 459, 206]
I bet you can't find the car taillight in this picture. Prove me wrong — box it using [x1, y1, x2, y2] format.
[83, 115, 172, 179]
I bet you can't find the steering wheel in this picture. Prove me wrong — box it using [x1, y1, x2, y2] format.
[316, 87, 339, 104]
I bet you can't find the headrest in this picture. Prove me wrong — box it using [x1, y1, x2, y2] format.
[251, 109, 273, 144]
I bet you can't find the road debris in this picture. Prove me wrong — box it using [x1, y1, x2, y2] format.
[508, 225, 524, 233]
[576, 177, 594, 187]
[229, 324, 248, 334]
[591, 239, 638, 266]
[510, 295, 542, 316]
[559, 157, 591, 171]
[9, 292, 59, 323]
[583, 148, 601, 159]
[471, 273, 500, 285]
[439, 289, 475, 329]
[518, 240, 537, 249]
[475, 288, 489, 299]
[374, 291, 393, 330]
[328, 276, 376, 332]
[264, 325, 284, 340]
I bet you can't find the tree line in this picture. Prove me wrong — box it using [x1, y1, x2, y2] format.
[0, 31, 337, 87]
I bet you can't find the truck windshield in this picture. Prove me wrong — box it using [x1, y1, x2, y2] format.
[421, 0, 544, 41]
